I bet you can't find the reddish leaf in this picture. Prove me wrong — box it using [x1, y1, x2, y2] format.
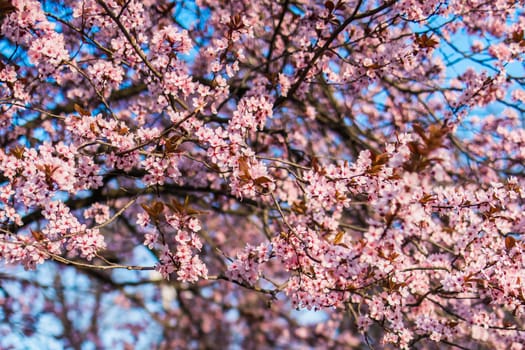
[510, 29, 524, 44]
[415, 33, 438, 49]
[253, 176, 273, 185]
[505, 236, 516, 250]
[412, 123, 427, 141]
[238, 156, 251, 181]
[118, 126, 129, 135]
[31, 229, 44, 242]
[142, 201, 164, 218]
[8, 145, 25, 159]
[419, 193, 436, 204]
[74, 103, 90, 116]
[333, 231, 345, 245]
[372, 152, 390, 166]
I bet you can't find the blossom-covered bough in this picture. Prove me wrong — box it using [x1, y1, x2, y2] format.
[1, 0, 525, 348]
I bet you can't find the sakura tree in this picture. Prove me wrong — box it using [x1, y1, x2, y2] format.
[1, 0, 525, 348]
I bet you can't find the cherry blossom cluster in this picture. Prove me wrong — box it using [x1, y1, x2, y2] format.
[138, 200, 207, 282]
